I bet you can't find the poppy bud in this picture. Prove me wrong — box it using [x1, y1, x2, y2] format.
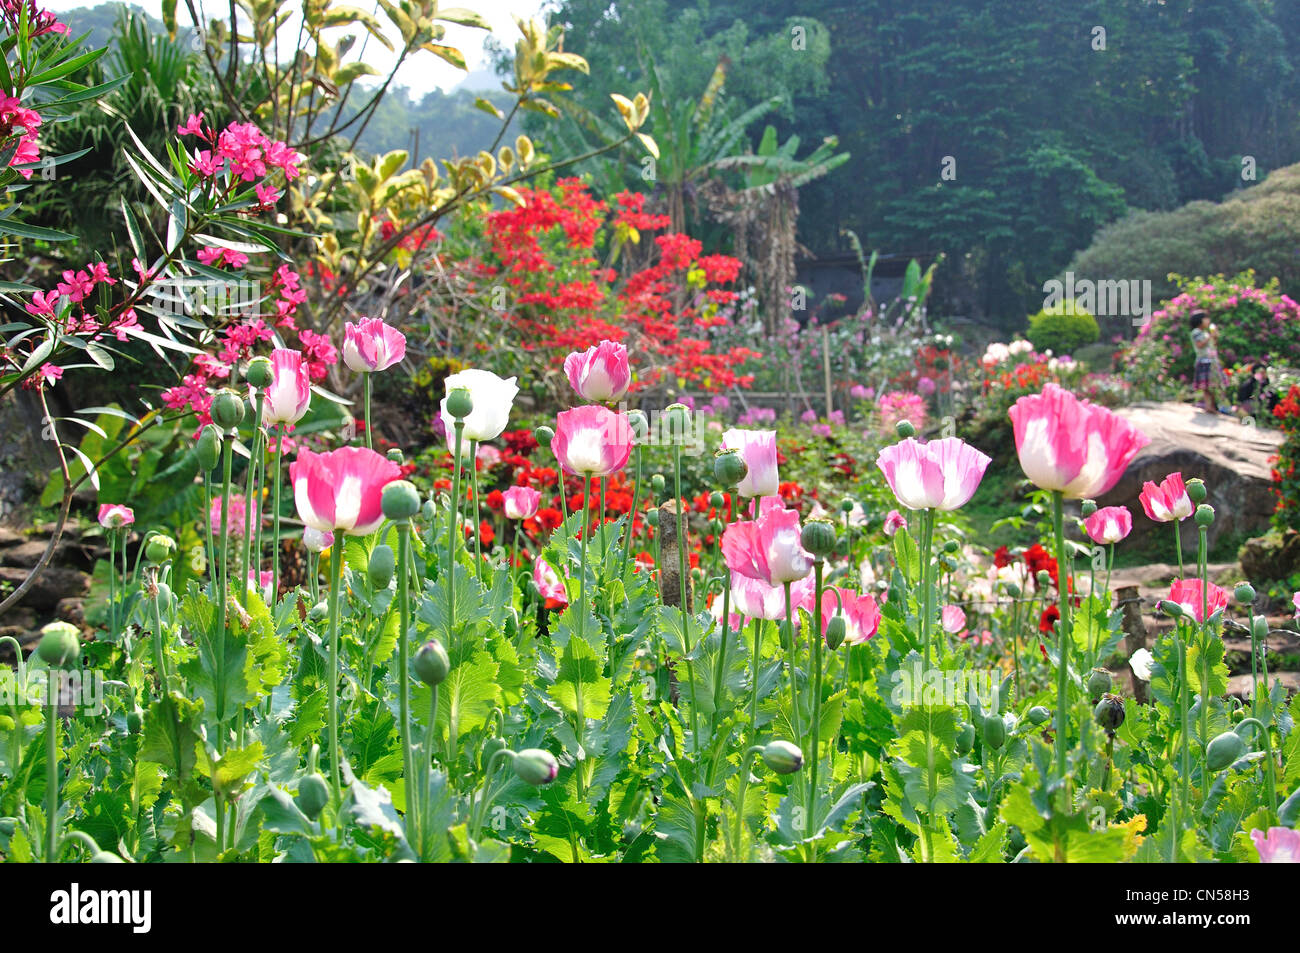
[446, 386, 474, 420]
[1194, 504, 1214, 526]
[1087, 667, 1112, 699]
[534, 425, 554, 448]
[1206, 730, 1245, 772]
[942, 539, 959, 554]
[627, 409, 649, 440]
[90, 851, 125, 863]
[800, 519, 837, 558]
[825, 615, 847, 650]
[650, 474, 666, 495]
[126, 708, 143, 734]
[1094, 693, 1125, 734]
[713, 449, 748, 487]
[1081, 499, 1097, 517]
[481, 736, 508, 769]
[1252, 615, 1269, 640]
[955, 722, 975, 756]
[367, 544, 395, 588]
[1186, 478, 1207, 503]
[1004, 582, 1022, 599]
[1161, 600, 1183, 619]
[1234, 583, 1255, 605]
[196, 424, 221, 470]
[982, 713, 1006, 750]
[709, 490, 725, 509]
[1027, 705, 1051, 725]
[761, 740, 804, 774]
[413, 639, 450, 686]
[381, 480, 421, 521]
[210, 388, 246, 431]
[1036, 569, 1051, 588]
[895, 419, 916, 438]
[37, 621, 80, 670]
[645, 508, 659, 527]
[514, 748, 559, 785]
[244, 355, 274, 389]
[297, 773, 330, 820]
[309, 601, 328, 621]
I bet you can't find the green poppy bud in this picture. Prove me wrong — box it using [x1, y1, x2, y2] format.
[387, 448, 404, 464]
[422, 498, 436, 521]
[1080, 499, 1097, 517]
[1252, 615, 1269, 640]
[709, 490, 725, 509]
[513, 748, 559, 785]
[297, 773, 330, 820]
[982, 713, 1006, 750]
[1094, 693, 1125, 734]
[801, 519, 837, 558]
[534, 425, 554, 448]
[1027, 705, 1051, 725]
[1004, 582, 1022, 599]
[650, 474, 666, 495]
[761, 740, 804, 774]
[196, 424, 221, 471]
[955, 722, 975, 756]
[126, 708, 143, 734]
[1194, 504, 1214, 526]
[413, 639, 451, 687]
[1161, 600, 1183, 619]
[713, 448, 748, 487]
[895, 419, 916, 439]
[37, 621, 80, 670]
[645, 508, 659, 527]
[210, 388, 246, 431]
[1087, 667, 1112, 699]
[145, 533, 176, 563]
[481, 736, 508, 769]
[156, 582, 173, 614]
[1234, 582, 1256, 605]
[244, 355, 274, 389]
[309, 601, 328, 621]
[1186, 478, 1207, 504]
[708, 518, 723, 536]
[627, 409, 649, 440]
[381, 480, 421, 521]
[367, 544, 395, 588]
[825, 615, 847, 651]
[446, 386, 474, 420]
[1206, 730, 1246, 772]
[942, 539, 959, 554]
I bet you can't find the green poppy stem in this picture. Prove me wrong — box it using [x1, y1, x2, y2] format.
[327, 533, 344, 800]
[44, 668, 57, 863]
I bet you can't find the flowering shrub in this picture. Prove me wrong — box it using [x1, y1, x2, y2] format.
[1272, 385, 1300, 532]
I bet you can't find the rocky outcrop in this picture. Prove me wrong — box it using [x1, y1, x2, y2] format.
[1096, 401, 1281, 555]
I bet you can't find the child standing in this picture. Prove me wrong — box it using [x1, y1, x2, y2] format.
[1189, 310, 1228, 413]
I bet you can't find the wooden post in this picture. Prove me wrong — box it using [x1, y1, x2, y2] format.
[822, 325, 833, 419]
[1117, 585, 1148, 704]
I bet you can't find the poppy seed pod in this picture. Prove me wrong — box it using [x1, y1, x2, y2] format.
[244, 355, 274, 389]
[1186, 478, 1207, 504]
[713, 448, 748, 487]
[839, 497, 854, 514]
[709, 490, 725, 509]
[645, 508, 659, 528]
[381, 480, 421, 521]
[1004, 582, 1022, 599]
[1081, 499, 1097, 517]
[1027, 705, 1051, 725]
[413, 639, 451, 686]
[1036, 569, 1051, 588]
[514, 748, 560, 785]
[196, 424, 221, 471]
[825, 614, 847, 650]
[210, 388, 246, 431]
[1234, 582, 1256, 605]
[895, 419, 916, 439]
[37, 621, 80, 669]
[761, 740, 804, 774]
[297, 773, 329, 820]
[662, 403, 692, 443]
[1094, 693, 1126, 734]
[1194, 504, 1214, 526]
[533, 425, 554, 448]
[627, 409, 649, 440]
[942, 539, 959, 554]
[801, 519, 837, 558]
[1206, 730, 1246, 771]
[446, 386, 474, 420]
[145, 533, 176, 563]
[650, 474, 666, 495]
[367, 544, 395, 588]
[387, 448, 404, 464]
[1087, 667, 1113, 699]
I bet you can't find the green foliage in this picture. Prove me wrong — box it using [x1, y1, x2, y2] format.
[1025, 303, 1100, 356]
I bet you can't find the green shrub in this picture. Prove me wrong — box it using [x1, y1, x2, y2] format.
[1025, 303, 1100, 355]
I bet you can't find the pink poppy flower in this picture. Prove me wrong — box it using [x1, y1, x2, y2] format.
[1162, 578, 1230, 624]
[1084, 505, 1133, 545]
[533, 557, 568, 608]
[342, 317, 406, 373]
[820, 587, 881, 644]
[290, 446, 402, 536]
[97, 504, 135, 529]
[876, 436, 991, 511]
[563, 339, 631, 402]
[721, 428, 780, 498]
[1138, 472, 1193, 523]
[262, 348, 312, 426]
[941, 604, 967, 634]
[1250, 827, 1300, 863]
[551, 405, 633, 478]
[883, 509, 908, 537]
[721, 499, 813, 586]
[503, 486, 541, 520]
[729, 573, 815, 623]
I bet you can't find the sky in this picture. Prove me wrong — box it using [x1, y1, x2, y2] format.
[42, 0, 551, 95]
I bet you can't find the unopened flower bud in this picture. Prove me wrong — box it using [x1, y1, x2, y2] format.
[1161, 600, 1183, 619]
[513, 748, 559, 785]
[1036, 569, 1051, 588]
[650, 474, 666, 495]
[982, 713, 1006, 750]
[244, 355, 274, 389]
[1251, 615, 1269, 640]
[1094, 693, 1125, 734]
[367, 544, 395, 588]
[210, 388, 246, 431]
[955, 722, 975, 756]
[413, 639, 450, 686]
[534, 425, 554, 448]
[126, 708, 143, 734]
[825, 615, 846, 650]
[942, 539, 959, 554]
[297, 773, 330, 820]
[761, 740, 803, 774]
[309, 601, 329, 621]
[1004, 582, 1022, 599]
[645, 508, 659, 528]
[37, 621, 80, 670]
[196, 424, 221, 470]
[446, 386, 474, 420]
[1206, 730, 1245, 771]
[895, 419, 916, 439]
[1027, 705, 1051, 725]
[381, 480, 421, 521]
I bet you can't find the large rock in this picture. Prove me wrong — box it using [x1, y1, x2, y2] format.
[0, 565, 90, 613]
[1096, 401, 1281, 556]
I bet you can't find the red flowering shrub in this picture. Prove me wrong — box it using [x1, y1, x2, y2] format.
[1272, 385, 1300, 532]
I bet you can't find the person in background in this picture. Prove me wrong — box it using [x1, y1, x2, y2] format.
[1189, 310, 1229, 414]
[1235, 361, 1280, 419]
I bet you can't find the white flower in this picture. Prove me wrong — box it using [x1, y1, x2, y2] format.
[440, 368, 519, 442]
[1129, 647, 1154, 682]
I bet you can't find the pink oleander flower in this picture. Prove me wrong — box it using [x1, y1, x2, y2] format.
[821, 587, 881, 644]
[721, 428, 779, 498]
[883, 509, 908, 537]
[97, 504, 134, 529]
[262, 348, 312, 426]
[730, 573, 816, 623]
[563, 339, 630, 402]
[533, 557, 568, 609]
[721, 498, 813, 586]
[342, 317, 406, 373]
[209, 494, 247, 539]
[1138, 471, 1193, 523]
[440, 368, 519, 443]
[1084, 505, 1133, 545]
[38, 363, 62, 388]
[551, 405, 633, 478]
[941, 604, 967, 634]
[1163, 578, 1230, 624]
[1009, 383, 1149, 499]
[875, 436, 991, 511]
[1250, 827, 1300, 863]
[290, 446, 401, 536]
[503, 485, 541, 520]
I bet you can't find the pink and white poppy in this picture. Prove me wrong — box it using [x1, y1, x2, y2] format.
[941, 604, 967, 635]
[820, 587, 881, 645]
[533, 557, 568, 609]
[721, 428, 780, 498]
[1138, 472, 1194, 523]
[503, 486, 541, 520]
[729, 573, 815, 623]
[1251, 827, 1300, 863]
[1162, 578, 1230, 624]
[342, 317, 406, 373]
[1084, 505, 1133, 545]
[551, 405, 633, 477]
[883, 509, 909, 537]
[721, 500, 813, 587]
[97, 504, 134, 529]
[875, 436, 991, 511]
[563, 340, 631, 403]
[290, 446, 401, 536]
[263, 348, 312, 426]
[1009, 383, 1148, 499]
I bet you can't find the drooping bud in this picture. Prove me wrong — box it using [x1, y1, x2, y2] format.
[381, 480, 421, 521]
[37, 620, 80, 670]
[825, 615, 847, 651]
[1027, 705, 1051, 725]
[367, 544, 395, 588]
[1206, 730, 1246, 771]
[210, 388, 246, 431]
[90, 851, 125, 863]
[413, 639, 451, 686]
[446, 386, 474, 420]
[297, 773, 330, 820]
[513, 748, 560, 785]
[196, 424, 221, 471]
[761, 740, 804, 774]
[800, 519, 837, 558]
[244, 355, 274, 389]
[1094, 693, 1126, 734]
